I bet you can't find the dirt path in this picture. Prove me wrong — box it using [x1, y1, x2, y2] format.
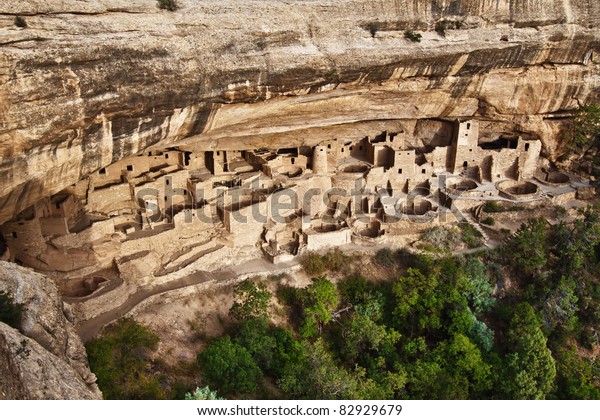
[75, 239, 497, 342]
[75, 257, 298, 342]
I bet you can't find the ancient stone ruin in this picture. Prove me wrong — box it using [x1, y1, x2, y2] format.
[1, 118, 592, 315]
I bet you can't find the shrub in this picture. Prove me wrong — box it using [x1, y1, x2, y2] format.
[301, 252, 325, 276]
[86, 318, 163, 399]
[404, 30, 422, 42]
[184, 386, 223, 400]
[229, 279, 271, 321]
[460, 223, 483, 248]
[0, 290, 23, 329]
[197, 336, 262, 395]
[302, 248, 350, 275]
[421, 226, 462, 251]
[482, 216, 495, 226]
[483, 201, 503, 213]
[435, 19, 464, 36]
[368, 22, 380, 38]
[14, 16, 27, 28]
[157, 0, 177, 11]
[435, 20, 448, 35]
[323, 247, 350, 272]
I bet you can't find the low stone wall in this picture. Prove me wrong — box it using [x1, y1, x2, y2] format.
[305, 228, 352, 251]
[497, 180, 540, 201]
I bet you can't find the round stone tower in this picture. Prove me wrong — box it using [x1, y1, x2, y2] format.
[312, 146, 328, 175]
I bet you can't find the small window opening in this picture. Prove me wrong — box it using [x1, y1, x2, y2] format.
[99, 168, 106, 175]
[525, 143, 530, 151]
[126, 165, 133, 171]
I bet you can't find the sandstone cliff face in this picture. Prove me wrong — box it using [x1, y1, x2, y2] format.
[0, 0, 599, 224]
[0, 261, 102, 399]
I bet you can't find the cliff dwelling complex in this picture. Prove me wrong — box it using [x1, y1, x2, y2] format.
[1, 0, 600, 403]
[0, 117, 594, 322]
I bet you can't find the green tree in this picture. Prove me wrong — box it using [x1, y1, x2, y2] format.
[570, 104, 600, 150]
[341, 305, 400, 366]
[299, 276, 339, 338]
[504, 218, 548, 276]
[501, 303, 557, 399]
[393, 259, 470, 336]
[407, 334, 492, 399]
[278, 338, 359, 399]
[231, 318, 304, 379]
[233, 318, 277, 373]
[543, 275, 579, 332]
[268, 326, 305, 378]
[229, 279, 272, 321]
[393, 267, 442, 333]
[197, 336, 262, 395]
[468, 317, 495, 352]
[555, 346, 600, 399]
[86, 318, 163, 399]
[434, 334, 492, 397]
[463, 258, 495, 316]
[0, 290, 23, 329]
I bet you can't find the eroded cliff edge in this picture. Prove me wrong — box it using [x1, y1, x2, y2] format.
[0, 0, 599, 224]
[0, 261, 102, 399]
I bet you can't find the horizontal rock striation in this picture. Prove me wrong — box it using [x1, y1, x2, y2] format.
[0, 0, 599, 224]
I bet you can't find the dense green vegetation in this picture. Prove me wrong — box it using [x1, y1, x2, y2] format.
[86, 318, 166, 399]
[0, 290, 23, 329]
[193, 209, 599, 399]
[565, 104, 600, 177]
[571, 104, 600, 150]
[88, 208, 600, 399]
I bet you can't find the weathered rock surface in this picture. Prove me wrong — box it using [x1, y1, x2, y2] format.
[0, 0, 599, 223]
[0, 261, 102, 399]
